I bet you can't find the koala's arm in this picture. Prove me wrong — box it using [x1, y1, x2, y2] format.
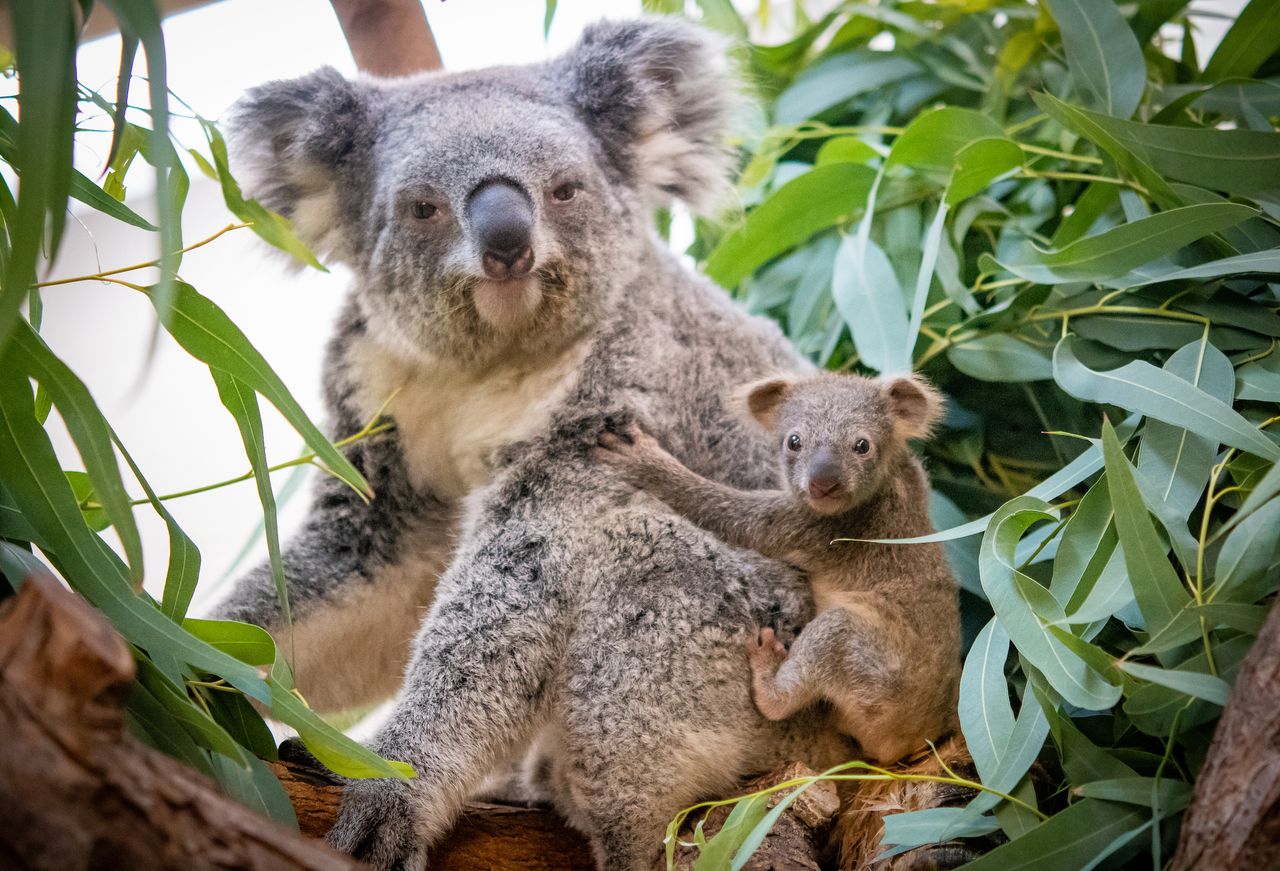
[597, 428, 816, 562]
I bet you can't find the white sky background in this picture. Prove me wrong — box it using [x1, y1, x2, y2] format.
[40, 0, 1242, 618]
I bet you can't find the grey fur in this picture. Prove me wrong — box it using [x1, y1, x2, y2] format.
[216, 19, 860, 871]
[596, 372, 962, 764]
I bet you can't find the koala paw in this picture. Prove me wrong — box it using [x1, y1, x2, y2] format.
[327, 777, 428, 871]
[594, 422, 652, 463]
[745, 627, 789, 675]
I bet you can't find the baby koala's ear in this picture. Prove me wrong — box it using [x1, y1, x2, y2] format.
[733, 377, 795, 431]
[885, 376, 944, 440]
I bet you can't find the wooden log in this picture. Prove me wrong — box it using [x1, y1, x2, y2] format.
[1168, 597, 1280, 871]
[0, 572, 359, 871]
[269, 756, 597, 870]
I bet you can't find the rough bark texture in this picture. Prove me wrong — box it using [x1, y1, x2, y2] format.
[0, 572, 358, 871]
[1169, 597, 1280, 871]
[270, 756, 597, 870]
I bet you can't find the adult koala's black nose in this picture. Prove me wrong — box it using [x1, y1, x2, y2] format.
[467, 179, 535, 280]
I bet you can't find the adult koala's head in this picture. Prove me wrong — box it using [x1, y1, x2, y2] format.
[228, 19, 738, 365]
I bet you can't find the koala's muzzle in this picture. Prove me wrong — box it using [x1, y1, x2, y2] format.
[467, 179, 535, 281]
[807, 449, 843, 499]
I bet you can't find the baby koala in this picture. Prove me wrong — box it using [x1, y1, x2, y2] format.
[597, 372, 960, 764]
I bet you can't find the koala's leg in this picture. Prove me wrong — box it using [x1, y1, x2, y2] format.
[325, 529, 567, 870]
[213, 426, 455, 713]
[750, 601, 938, 764]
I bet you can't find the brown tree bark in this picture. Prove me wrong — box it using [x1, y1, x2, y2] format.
[0, 572, 359, 871]
[1168, 597, 1280, 871]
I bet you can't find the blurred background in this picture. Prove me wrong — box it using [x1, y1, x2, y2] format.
[29, 0, 1243, 618]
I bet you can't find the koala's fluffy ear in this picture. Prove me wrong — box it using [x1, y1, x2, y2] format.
[733, 377, 794, 431]
[885, 376, 944, 440]
[560, 19, 740, 215]
[226, 67, 371, 263]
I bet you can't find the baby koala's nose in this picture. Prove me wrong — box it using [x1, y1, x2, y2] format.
[807, 452, 843, 499]
[808, 477, 841, 499]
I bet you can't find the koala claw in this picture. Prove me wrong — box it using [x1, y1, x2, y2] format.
[327, 778, 427, 871]
[746, 627, 789, 674]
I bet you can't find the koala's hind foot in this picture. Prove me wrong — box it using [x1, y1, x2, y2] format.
[746, 627, 798, 722]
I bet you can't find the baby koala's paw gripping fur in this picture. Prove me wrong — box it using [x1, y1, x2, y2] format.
[594, 421, 664, 466]
[327, 778, 427, 871]
[745, 627, 793, 723]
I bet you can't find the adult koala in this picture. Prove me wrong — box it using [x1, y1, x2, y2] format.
[219, 18, 851, 870]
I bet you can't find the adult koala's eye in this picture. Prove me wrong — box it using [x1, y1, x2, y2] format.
[411, 201, 439, 220]
[854, 438, 871, 455]
[551, 183, 578, 202]
[787, 433, 802, 452]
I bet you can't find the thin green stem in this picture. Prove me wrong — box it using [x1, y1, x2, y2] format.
[35, 223, 249, 289]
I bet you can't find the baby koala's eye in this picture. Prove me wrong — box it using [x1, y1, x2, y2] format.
[854, 438, 871, 455]
[551, 183, 578, 202]
[411, 201, 439, 220]
[787, 433, 802, 452]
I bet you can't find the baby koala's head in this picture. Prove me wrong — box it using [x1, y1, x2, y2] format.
[736, 372, 943, 516]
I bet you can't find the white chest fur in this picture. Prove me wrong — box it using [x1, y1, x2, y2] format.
[348, 336, 592, 501]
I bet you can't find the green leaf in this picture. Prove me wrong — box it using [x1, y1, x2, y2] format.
[101, 0, 180, 314]
[774, 52, 921, 124]
[1211, 495, 1280, 603]
[0, 363, 270, 703]
[692, 793, 769, 870]
[1049, 477, 1131, 624]
[69, 169, 157, 230]
[211, 369, 289, 630]
[7, 322, 144, 583]
[1100, 418, 1193, 634]
[203, 687, 278, 760]
[1033, 92, 1182, 207]
[1074, 777, 1192, 810]
[134, 656, 243, 760]
[1054, 336, 1280, 461]
[1100, 249, 1280, 289]
[1038, 95, 1280, 198]
[127, 679, 214, 777]
[183, 619, 277, 666]
[815, 137, 879, 166]
[705, 163, 876, 287]
[542, 0, 556, 38]
[210, 750, 299, 829]
[947, 138, 1024, 206]
[0, 1, 78, 352]
[1237, 352, 1280, 403]
[831, 233, 908, 374]
[888, 107, 1006, 173]
[265, 676, 415, 780]
[1136, 341, 1234, 520]
[199, 122, 324, 270]
[980, 497, 1121, 710]
[985, 204, 1255, 284]
[948, 334, 1053, 382]
[144, 282, 370, 498]
[1041, 0, 1146, 117]
[0, 540, 49, 589]
[104, 32, 139, 173]
[112, 434, 202, 622]
[959, 619, 1014, 782]
[1203, 0, 1280, 81]
[953, 799, 1147, 871]
[1117, 661, 1231, 706]
[730, 780, 816, 870]
[881, 807, 1000, 850]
